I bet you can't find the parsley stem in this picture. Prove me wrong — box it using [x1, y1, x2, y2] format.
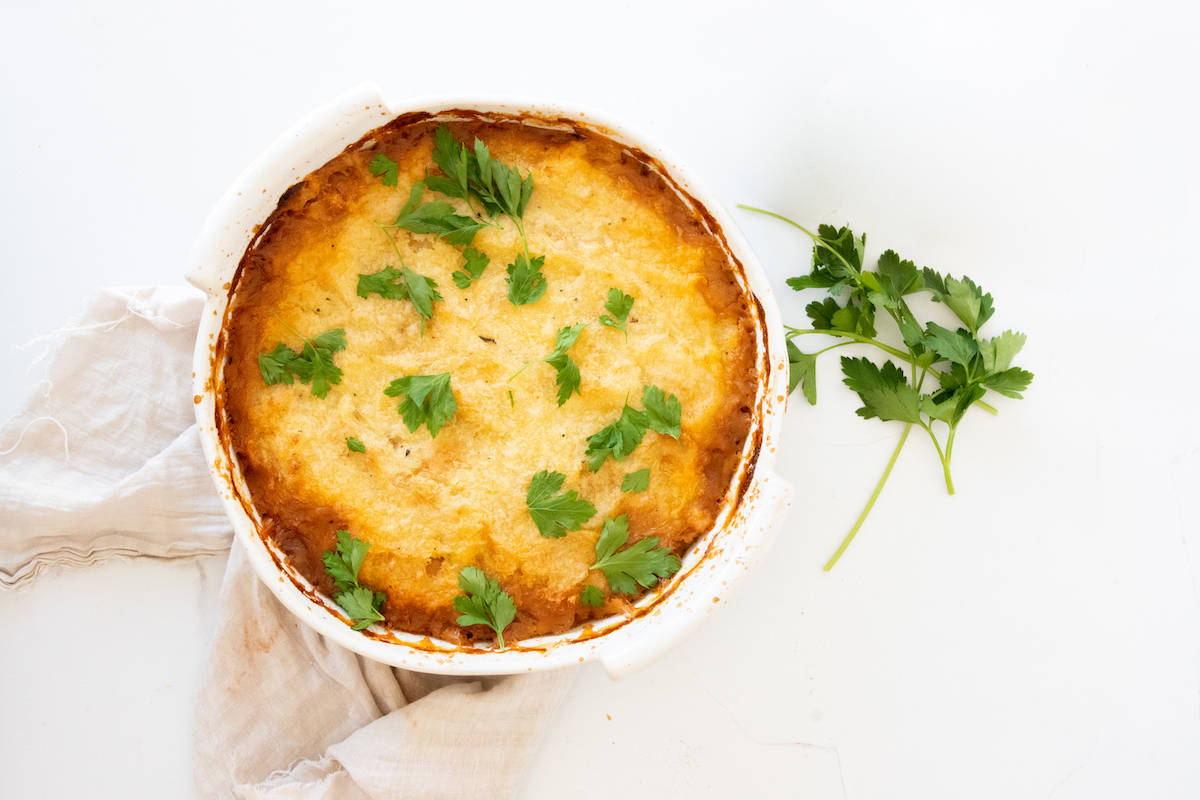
[737, 204, 860, 278]
[824, 422, 912, 570]
[508, 361, 535, 381]
[736, 204, 820, 239]
[513, 218, 531, 263]
[374, 221, 409, 268]
[787, 327, 911, 360]
[921, 422, 956, 495]
[271, 312, 311, 347]
[943, 425, 958, 494]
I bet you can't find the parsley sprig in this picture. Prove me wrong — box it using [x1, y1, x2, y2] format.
[257, 318, 347, 399]
[510, 323, 588, 406]
[452, 247, 491, 289]
[590, 515, 681, 595]
[621, 468, 650, 493]
[739, 205, 1032, 570]
[600, 288, 634, 338]
[370, 127, 544, 307]
[357, 262, 443, 334]
[526, 469, 596, 538]
[585, 385, 682, 471]
[322, 531, 386, 630]
[454, 566, 518, 649]
[384, 373, 457, 438]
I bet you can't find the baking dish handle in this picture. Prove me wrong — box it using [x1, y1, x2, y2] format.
[184, 82, 390, 298]
[596, 468, 794, 681]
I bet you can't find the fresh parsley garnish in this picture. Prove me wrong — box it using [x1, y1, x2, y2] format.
[621, 468, 650, 493]
[368, 153, 399, 187]
[427, 125, 473, 201]
[378, 126, 546, 306]
[585, 403, 647, 471]
[580, 584, 605, 607]
[357, 264, 443, 334]
[346, 436, 366, 453]
[357, 265, 409, 301]
[590, 515, 681, 595]
[257, 322, 347, 399]
[452, 247, 491, 289]
[510, 323, 587, 405]
[600, 288, 634, 338]
[322, 530, 385, 630]
[390, 180, 488, 246]
[640, 384, 682, 439]
[585, 385, 682, 471]
[506, 253, 547, 306]
[526, 469, 596, 538]
[453, 566, 518, 649]
[738, 205, 1033, 570]
[384, 373, 457, 438]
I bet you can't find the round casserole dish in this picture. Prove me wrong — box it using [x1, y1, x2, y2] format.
[187, 85, 793, 679]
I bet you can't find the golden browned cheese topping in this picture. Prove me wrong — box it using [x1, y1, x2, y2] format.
[220, 112, 760, 645]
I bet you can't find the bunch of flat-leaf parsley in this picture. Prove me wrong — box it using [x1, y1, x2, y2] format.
[739, 205, 1032, 570]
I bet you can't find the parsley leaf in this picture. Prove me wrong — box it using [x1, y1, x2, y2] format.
[526, 469, 596, 538]
[452, 247, 491, 289]
[983, 367, 1034, 399]
[322, 530, 368, 592]
[621, 468, 650, 493]
[338, 586, 386, 630]
[806, 298, 840, 330]
[384, 373, 457, 437]
[978, 330, 1026, 374]
[923, 269, 995, 335]
[402, 265, 442, 329]
[357, 264, 442, 333]
[466, 137, 535, 221]
[257, 325, 347, 399]
[392, 180, 486, 246]
[258, 343, 305, 386]
[788, 339, 818, 405]
[368, 153, 399, 187]
[580, 585, 605, 607]
[922, 322, 979, 366]
[870, 249, 924, 309]
[322, 531, 386, 630]
[506, 253, 547, 306]
[591, 515, 681, 595]
[357, 265, 410, 301]
[544, 324, 587, 405]
[454, 566, 518, 648]
[841, 356, 923, 424]
[427, 125, 472, 201]
[641, 385, 682, 439]
[585, 402, 648, 471]
[346, 436, 366, 453]
[600, 288, 634, 337]
[512, 323, 587, 406]
[585, 385, 682, 471]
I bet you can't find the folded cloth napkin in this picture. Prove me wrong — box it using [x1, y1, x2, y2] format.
[0, 286, 577, 799]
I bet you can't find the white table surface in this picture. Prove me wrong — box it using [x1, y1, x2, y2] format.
[2, 2, 1199, 798]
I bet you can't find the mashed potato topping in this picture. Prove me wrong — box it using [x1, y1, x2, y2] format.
[220, 112, 760, 645]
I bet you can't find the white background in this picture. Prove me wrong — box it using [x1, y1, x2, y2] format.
[3, 1, 1199, 797]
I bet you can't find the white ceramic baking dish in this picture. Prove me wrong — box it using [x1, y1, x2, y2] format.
[186, 84, 793, 679]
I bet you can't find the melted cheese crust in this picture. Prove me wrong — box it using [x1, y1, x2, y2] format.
[222, 114, 759, 644]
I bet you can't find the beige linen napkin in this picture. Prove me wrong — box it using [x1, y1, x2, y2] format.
[0, 286, 577, 799]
